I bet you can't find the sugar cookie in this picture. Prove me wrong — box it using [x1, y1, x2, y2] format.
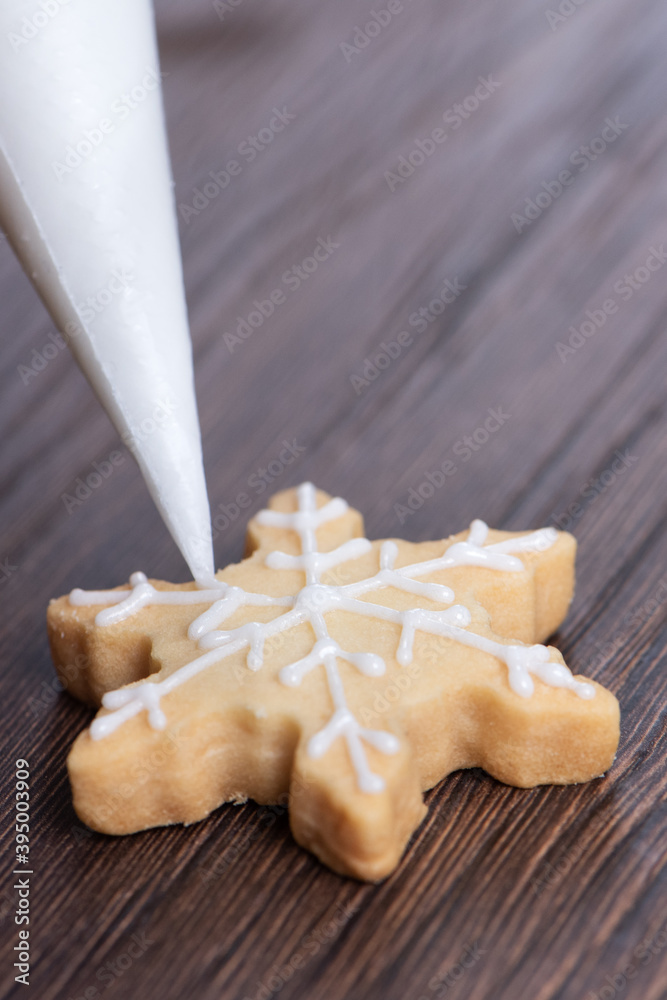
[48, 484, 620, 880]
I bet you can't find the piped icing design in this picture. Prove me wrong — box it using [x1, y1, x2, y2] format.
[69, 483, 594, 793]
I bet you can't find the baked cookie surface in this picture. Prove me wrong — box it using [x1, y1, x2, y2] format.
[48, 483, 620, 881]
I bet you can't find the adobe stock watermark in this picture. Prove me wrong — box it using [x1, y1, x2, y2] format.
[556, 245, 667, 362]
[120, 396, 177, 458]
[585, 576, 667, 674]
[511, 117, 629, 233]
[209, 438, 306, 539]
[196, 777, 311, 885]
[64, 930, 154, 1000]
[415, 941, 486, 999]
[545, 0, 590, 32]
[586, 922, 667, 1000]
[357, 635, 461, 726]
[18, 329, 72, 385]
[17, 268, 134, 385]
[393, 407, 511, 524]
[339, 0, 407, 63]
[7, 0, 71, 52]
[223, 236, 340, 353]
[79, 731, 196, 832]
[350, 276, 467, 394]
[178, 107, 296, 224]
[52, 70, 166, 180]
[384, 76, 501, 191]
[242, 900, 360, 1000]
[60, 451, 126, 514]
[0, 556, 18, 587]
[623, 577, 667, 632]
[531, 841, 584, 895]
[60, 398, 176, 513]
[551, 449, 639, 532]
[197, 804, 287, 884]
[212, 0, 247, 20]
[358, 659, 424, 725]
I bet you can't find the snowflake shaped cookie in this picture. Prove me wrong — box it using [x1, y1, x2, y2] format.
[48, 484, 619, 880]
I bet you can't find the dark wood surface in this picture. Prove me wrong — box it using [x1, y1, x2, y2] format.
[2, 0, 667, 997]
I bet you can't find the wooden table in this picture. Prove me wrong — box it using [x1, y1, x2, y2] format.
[2, 0, 666, 997]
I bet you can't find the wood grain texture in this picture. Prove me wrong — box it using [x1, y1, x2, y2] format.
[1, 0, 666, 997]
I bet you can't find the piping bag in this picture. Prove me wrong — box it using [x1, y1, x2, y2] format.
[0, 0, 216, 585]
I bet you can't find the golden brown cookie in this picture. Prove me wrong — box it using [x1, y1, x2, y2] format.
[48, 483, 619, 881]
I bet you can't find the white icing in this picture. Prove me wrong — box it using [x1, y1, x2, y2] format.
[71, 483, 594, 791]
[0, 0, 214, 585]
[70, 573, 229, 627]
